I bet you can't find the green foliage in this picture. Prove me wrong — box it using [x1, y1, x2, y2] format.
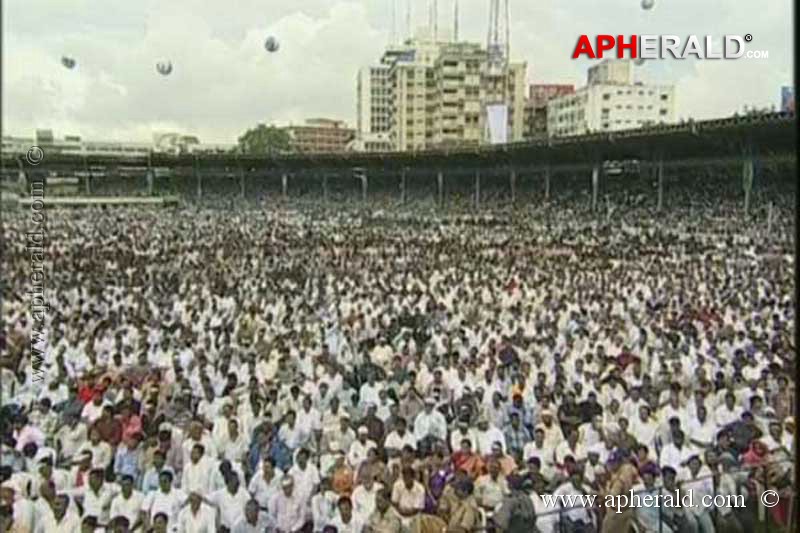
[237, 124, 292, 155]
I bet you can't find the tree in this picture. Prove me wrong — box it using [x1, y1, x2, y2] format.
[237, 124, 292, 155]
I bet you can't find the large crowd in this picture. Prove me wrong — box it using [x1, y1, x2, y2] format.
[1, 185, 796, 533]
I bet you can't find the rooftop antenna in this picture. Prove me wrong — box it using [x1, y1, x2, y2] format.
[391, 0, 397, 45]
[434, 0, 439, 42]
[454, 0, 460, 42]
[406, 0, 412, 41]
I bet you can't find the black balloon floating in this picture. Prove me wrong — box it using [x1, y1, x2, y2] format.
[264, 36, 280, 53]
[156, 61, 173, 76]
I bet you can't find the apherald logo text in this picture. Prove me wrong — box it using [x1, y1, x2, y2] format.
[573, 35, 768, 59]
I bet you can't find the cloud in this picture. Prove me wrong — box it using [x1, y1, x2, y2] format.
[2, 0, 793, 143]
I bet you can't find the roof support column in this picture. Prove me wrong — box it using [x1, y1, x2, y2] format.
[742, 145, 754, 216]
[656, 156, 664, 212]
[238, 163, 245, 200]
[474, 170, 481, 211]
[400, 169, 407, 205]
[361, 172, 368, 203]
[83, 156, 92, 195]
[591, 163, 600, 212]
[323, 174, 329, 203]
[544, 166, 550, 203]
[509, 167, 516, 206]
[194, 156, 202, 201]
[281, 173, 288, 200]
[437, 170, 444, 208]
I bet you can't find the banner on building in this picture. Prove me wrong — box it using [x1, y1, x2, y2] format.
[781, 86, 795, 113]
[485, 104, 509, 145]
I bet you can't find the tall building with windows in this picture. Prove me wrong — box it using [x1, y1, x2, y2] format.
[357, 37, 527, 152]
[524, 84, 575, 140]
[283, 118, 355, 153]
[547, 59, 675, 137]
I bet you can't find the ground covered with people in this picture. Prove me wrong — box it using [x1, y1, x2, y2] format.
[1, 197, 796, 533]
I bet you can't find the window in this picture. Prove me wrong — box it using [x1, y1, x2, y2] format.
[661, 94, 669, 100]
[660, 109, 668, 115]
[603, 93, 610, 100]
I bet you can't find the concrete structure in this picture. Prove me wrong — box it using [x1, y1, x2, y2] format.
[524, 84, 575, 140]
[356, 48, 410, 152]
[547, 59, 675, 137]
[283, 118, 355, 154]
[7, 113, 794, 217]
[359, 37, 526, 152]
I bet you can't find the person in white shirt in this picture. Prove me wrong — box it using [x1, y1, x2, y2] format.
[327, 496, 361, 533]
[351, 472, 382, 526]
[208, 472, 250, 531]
[384, 418, 417, 458]
[268, 476, 307, 533]
[176, 492, 216, 533]
[35, 493, 81, 533]
[78, 428, 113, 471]
[686, 405, 716, 449]
[76, 468, 118, 524]
[141, 470, 188, 529]
[390, 467, 426, 528]
[714, 391, 741, 428]
[109, 474, 144, 531]
[347, 427, 377, 470]
[247, 458, 283, 509]
[412, 399, 448, 451]
[659, 430, 695, 471]
[231, 499, 272, 533]
[476, 417, 507, 457]
[552, 467, 595, 530]
[287, 449, 320, 509]
[181, 443, 215, 495]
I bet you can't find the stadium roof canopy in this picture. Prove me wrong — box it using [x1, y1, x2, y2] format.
[5, 112, 795, 173]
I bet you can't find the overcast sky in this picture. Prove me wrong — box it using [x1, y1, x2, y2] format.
[2, 0, 793, 143]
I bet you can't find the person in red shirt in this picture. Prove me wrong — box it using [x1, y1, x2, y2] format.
[94, 405, 123, 447]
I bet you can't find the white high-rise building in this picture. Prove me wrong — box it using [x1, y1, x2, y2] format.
[356, 36, 526, 152]
[547, 59, 676, 137]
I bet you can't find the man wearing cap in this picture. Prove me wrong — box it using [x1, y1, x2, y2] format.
[268, 475, 307, 533]
[347, 427, 377, 471]
[449, 420, 477, 454]
[175, 491, 216, 533]
[475, 417, 506, 457]
[0, 479, 34, 533]
[383, 418, 416, 458]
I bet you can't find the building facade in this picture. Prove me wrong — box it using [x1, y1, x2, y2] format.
[282, 118, 355, 154]
[524, 84, 575, 140]
[358, 38, 526, 152]
[547, 59, 675, 137]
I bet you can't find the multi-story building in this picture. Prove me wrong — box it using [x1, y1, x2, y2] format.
[547, 59, 675, 137]
[356, 47, 412, 152]
[358, 37, 527, 152]
[282, 118, 355, 154]
[524, 84, 575, 140]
